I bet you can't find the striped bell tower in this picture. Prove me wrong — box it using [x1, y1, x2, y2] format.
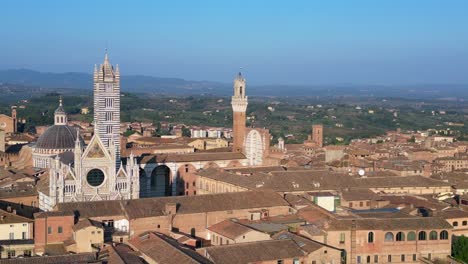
[93, 51, 121, 167]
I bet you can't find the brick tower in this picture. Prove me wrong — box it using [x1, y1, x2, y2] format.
[231, 72, 248, 153]
[312, 124, 323, 148]
[11, 106, 17, 133]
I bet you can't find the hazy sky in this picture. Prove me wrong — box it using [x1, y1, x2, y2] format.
[1, 0, 468, 85]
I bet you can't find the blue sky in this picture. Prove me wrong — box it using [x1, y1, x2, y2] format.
[1, 0, 468, 85]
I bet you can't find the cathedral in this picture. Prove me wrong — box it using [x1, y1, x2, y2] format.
[37, 53, 139, 211]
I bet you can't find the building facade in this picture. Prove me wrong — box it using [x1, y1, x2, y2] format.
[37, 53, 139, 211]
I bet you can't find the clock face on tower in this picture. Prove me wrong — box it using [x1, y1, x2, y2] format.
[0, 122, 6, 128]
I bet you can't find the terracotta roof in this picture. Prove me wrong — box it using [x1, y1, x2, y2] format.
[0, 209, 33, 224]
[0, 253, 97, 264]
[202, 239, 306, 264]
[129, 232, 211, 264]
[327, 217, 452, 231]
[34, 210, 75, 219]
[436, 209, 468, 219]
[99, 243, 145, 264]
[73, 218, 103, 231]
[198, 169, 451, 192]
[207, 220, 254, 239]
[56, 191, 289, 220]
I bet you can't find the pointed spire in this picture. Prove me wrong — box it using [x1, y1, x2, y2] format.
[104, 48, 109, 64]
[59, 95, 63, 107]
[75, 129, 81, 146]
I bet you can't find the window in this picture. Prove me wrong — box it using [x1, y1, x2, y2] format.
[357, 256, 361, 264]
[105, 112, 113, 121]
[407, 231, 416, 241]
[339, 233, 345, 243]
[453, 221, 458, 227]
[106, 125, 112, 134]
[418, 231, 427, 241]
[396, 232, 405, 241]
[413, 254, 417, 261]
[7, 250, 15, 259]
[429, 231, 438, 240]
[374, 255, 378, 263]
[388, 255, 392, 262]
[157, 225, 160, 229]
[440, 230, 449, 240]
[366, 201, 370, 206]
[24, 250, 32, 257]
[463, 221, 467, 226]
[9, 232, 14, 239]
[193, 181, 196, 187]
[384, 232, 394, 242]
[368, 232, 374, 243]
[349, 202, 353, 208]
[48, 226, 52, 234]
[401, 255, 405, 262]
[87, 169, 105, 187]
[92, 231, 95, 234]
[360, 201, 363, 207]
[277, 260, 283, 264]
[22, 232, 27, 239]
[366, 256, 371, 263]
[98, 231, 101, 234]
[58, 226, 63, 233]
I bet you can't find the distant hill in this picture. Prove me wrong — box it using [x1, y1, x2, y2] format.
[0, 69, 229, 95]
[0, 69, 466, 99]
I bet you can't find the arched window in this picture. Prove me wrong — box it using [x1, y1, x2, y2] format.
[396, 232, 405, 241]
[384, 232, 394, 242]
[453, 221, 458, 227]
[429, 231, 438, 240]
[407, 231, 416, 241]
[418, 231, 427, 241]
[368, 232, 374, 243]
[366, 256, 371, 263]
[440, 230, 449, 240]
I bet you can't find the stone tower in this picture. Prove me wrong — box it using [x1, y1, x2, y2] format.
[231, 72, 248, 153]
[93, 52, 121, 167]
[312, 124, 323, 148]
[11, 106, 17, 133]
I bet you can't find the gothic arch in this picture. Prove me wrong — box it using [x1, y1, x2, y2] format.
[150, 165, 171, 197]
[245, 129, 264, 166]
[139, 168, 149, 198]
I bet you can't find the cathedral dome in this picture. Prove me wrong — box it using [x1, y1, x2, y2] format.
[35, 125, 82, 150]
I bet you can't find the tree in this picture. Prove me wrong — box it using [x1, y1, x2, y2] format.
[452, 235, 468, 262]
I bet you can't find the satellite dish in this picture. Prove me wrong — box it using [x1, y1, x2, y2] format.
[358, 169, 365, 176]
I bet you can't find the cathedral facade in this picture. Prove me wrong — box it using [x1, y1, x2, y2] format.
[38, 53, 139, 211]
